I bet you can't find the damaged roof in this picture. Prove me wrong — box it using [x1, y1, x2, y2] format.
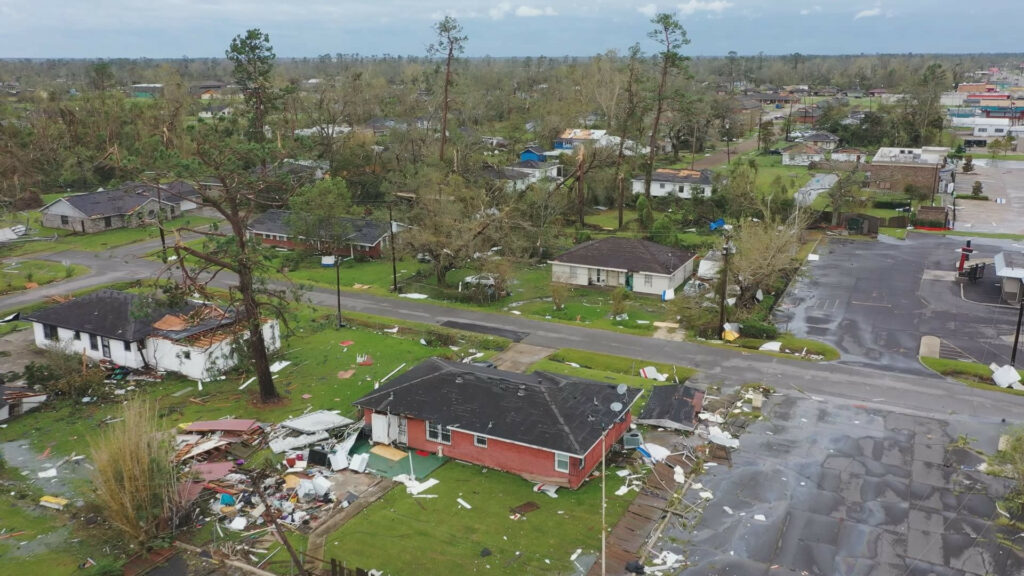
[637, 384, 705, 431]
[353, 358, 642, 457]
[23, 289, 235, 343]
[641, 168, 713, 185]
[552, 237, 696, 276]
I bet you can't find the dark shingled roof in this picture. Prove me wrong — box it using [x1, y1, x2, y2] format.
[248, 209, 390, 247]
[23, 289, 235, 342]
[353, 358, 641, 456]
[803, 132, 839, 143]
[513, 160, 558, 170]
[552, 237, 696, 275]
[637, 384, 705, 431]
[47, 181, 199, 218]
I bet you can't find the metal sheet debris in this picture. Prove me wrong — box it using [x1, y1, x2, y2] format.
[457, 497, 473, 509]
[758, 341, 783, 352]
[280, 410, 354, 434]
[269, 431, 329, 454]
[269, 361, 291, 373]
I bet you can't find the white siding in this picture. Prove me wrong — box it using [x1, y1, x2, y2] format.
[551, 262, 589, 286]
[31, 323, 145, 368]
[631, 178, 711, 198]
[144, 319, 281, 380]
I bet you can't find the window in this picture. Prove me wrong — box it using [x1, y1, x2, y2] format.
[659, 183, 666, 189]
[100, 337, 111, 358]
[60, 215, 69, 226]
[644, 274, 653, 288]
[123, 341, 131, 352]
[555, 452, 570, 473]
[73, 331, 81, 341]
[42, 324, 58, 341]
[978, 128, 988, 133]
[104, 216, 112, 228]
[474, 435, 488, 448]
[182, 350, 192, 360]
[568, 267, 578, 280]
[89, 334, 98, 351]
[426, 421, 451, 444]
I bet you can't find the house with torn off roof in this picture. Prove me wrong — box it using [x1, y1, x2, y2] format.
[0, 386, 48, 423]
[352, 358, 641, 489]
[23, 289, 280, 380]
[550, 237, 697, 297]
[632, 168, 713, 199]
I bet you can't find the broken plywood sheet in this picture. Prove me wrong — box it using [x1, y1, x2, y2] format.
[269, 431, 329, 454]
[370, 444, 408, 462]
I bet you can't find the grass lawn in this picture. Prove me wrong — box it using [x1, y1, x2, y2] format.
[0, 214, 220, 257]
[970, 153, 1024, 161]
[920, 356, 1024, 397]
[531, 348, 698, 414]
[704, 334, 840, 362]
[916, 229, 1024, 241]
[0, 259, 88, 295]
[879, 227, 908, 239]
[322, 461, 633, 576]
[513, 286, 663, 335]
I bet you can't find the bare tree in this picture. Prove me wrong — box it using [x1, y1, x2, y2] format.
[614, 45, 646, 229]
[643, 13, 690, 198]
[428, 16, 467, 165]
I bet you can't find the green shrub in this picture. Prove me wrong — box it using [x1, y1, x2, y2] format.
[872, 197, 912, 210]
[741, 320, 778, 339]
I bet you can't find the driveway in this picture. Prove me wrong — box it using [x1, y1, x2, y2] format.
[669, 395, 1022, 576]
[775, 233, 1023, 374]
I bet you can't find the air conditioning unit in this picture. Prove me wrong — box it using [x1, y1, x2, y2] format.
[622, 431, 644, 450]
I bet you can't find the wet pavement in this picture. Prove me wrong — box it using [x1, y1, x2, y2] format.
[775, 233, 1024, 373]
[666, 395, 1023, 576]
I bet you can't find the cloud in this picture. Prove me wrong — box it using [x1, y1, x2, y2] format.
[854, 7, 882, 19]
[676, 0, 733, 16]
[515, 5, 558, 17]
[799, 5, 822, 16]
[637, 3, 658, 17]
[489, 2, 512, 19]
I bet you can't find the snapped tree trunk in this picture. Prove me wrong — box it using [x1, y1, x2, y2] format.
[237, 263, 278, 403]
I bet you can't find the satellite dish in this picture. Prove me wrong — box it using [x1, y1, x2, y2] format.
[610, 402, 624, 412]
[616, 384, 627, 395]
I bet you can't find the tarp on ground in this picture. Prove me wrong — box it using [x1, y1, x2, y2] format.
[636, 384, 706, 431]
[280, 410, 355, 434]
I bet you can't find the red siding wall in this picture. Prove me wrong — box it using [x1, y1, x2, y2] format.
[362, 408, 633, 489]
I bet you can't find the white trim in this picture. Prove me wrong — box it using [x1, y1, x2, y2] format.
[554, 452, 570, 472]
[547, 260, 629, 274]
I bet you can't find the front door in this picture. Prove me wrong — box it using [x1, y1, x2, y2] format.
[626, 273, 634, 291]
[100, 337, 111, 359]
[594, 269, 604, 285]
[398, 416, 408, 445]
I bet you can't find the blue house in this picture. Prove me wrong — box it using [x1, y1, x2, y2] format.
[519, 147, 547, 163]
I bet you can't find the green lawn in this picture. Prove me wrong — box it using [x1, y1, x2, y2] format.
[0, 259, 88, 295]
[323, 461, 633, 576]
[0, 214, 220, 257]
[920, 357, 1024, 397]
[513, 286, 663, 335]
[879, 227, 908, 239]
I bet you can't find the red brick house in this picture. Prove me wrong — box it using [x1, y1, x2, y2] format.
[353, 358, 642, 489]
[247, 209, 401, 259]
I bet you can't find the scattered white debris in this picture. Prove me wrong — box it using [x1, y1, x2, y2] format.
[758, 341, 782, 352]
[616, 469, 630, 477]
[723, 506, 734, 515]
[753, 514, 767, 522]
[698, 412, 725, 424]
[639, 366, 667, 381]
[643, 443, 671, 462]
[457, 498, 473, 509]
[37, 468, 57, 478]
[239, 377, 256, 390]
[269, 361, 291, 373]
[384, 326, 400, 333]
[570, 549, 582, 562]
[707, 426, 740, 449]
[991, 363, 1022, 388]
[400, 293, 429, 299]
[807, 254, 820, 261]
[699, 491, 714, 500]
[673, 465, 686, 484]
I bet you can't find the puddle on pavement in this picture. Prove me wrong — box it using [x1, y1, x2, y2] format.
[0, 440, 90, 500]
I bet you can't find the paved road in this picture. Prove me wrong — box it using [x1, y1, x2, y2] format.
[5, 235, 1024, 423]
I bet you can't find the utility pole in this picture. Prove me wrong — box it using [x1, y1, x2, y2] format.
[335, 257, 344, 327]
[725, 120, 732, 164]
[1013, 299, 1024, 366]
[718, 238, 732, 337]
[388, 202, 399, 293]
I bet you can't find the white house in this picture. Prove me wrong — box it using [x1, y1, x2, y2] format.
[0, 386, 48, 423]
[509, 160, 561, 184]
[872, 147, 950, 165]
[631, 169, 713, 199]
[782, 143, 825, 166]
[550, 237, 697, 297]
[829, 148, 867, 163]
[24, 290, 280, 381]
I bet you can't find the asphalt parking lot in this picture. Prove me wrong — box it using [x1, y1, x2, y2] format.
[774, 233, 1022, 375]
[674, 395, 1021, 576]
[950, 161, 1024, 235]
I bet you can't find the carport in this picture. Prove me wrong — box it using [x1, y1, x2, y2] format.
[993, 251, 1024, 303]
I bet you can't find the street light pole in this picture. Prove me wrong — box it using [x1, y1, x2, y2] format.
[718, 239, 732, 338]
[335, 257, 345, 328]
[601, 431, 607, 576]
[1012, 298, 1024, 366]
[388, 202, 399, 293]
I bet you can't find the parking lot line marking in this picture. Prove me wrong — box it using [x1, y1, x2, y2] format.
[850, 301, 891, 307]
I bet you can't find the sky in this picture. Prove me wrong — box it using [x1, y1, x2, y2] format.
[0, 0, 1018, 59]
